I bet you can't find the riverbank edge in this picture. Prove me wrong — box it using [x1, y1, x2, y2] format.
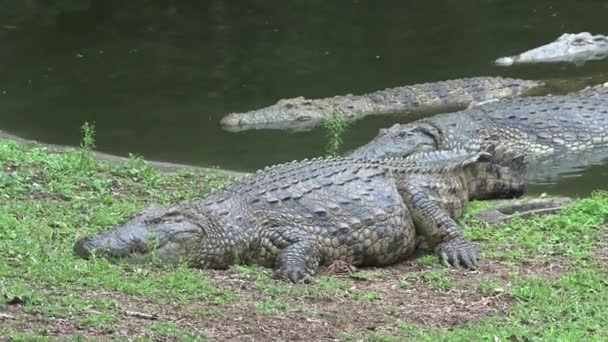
[0, 129, 248, 178]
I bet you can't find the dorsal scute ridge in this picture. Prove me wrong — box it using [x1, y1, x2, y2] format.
[233, 146, 526, 194]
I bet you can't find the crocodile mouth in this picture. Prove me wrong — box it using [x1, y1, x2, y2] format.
[74, 226, 156, 262]
[347, 123, 440, 160]
[74, 219, 204, 264]
[495, 32, 608, 67]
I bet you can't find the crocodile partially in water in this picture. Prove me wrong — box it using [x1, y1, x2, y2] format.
[220, 77, 544, 132]
[495, 32, 608, 67]
[221, 33, 608, 132]
[74, 146, 526, 283]
[347, 84, 608, 180]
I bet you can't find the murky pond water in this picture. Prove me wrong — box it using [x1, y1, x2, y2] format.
[0, 1, 606, 196]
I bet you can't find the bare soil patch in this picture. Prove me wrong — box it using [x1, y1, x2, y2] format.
[2, 253, 570, 341]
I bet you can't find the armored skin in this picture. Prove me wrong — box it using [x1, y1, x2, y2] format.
[347, 85, 608, 166]
[495, 32, 608, 67]
[220, 77, 543, 132]
[74, 147, 526, 283]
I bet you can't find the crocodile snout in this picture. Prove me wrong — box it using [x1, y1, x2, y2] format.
[494, 56, 516, 66]
[74, 236, 95, 259]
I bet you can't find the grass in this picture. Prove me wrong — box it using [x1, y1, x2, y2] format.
[0, 136, 607, 340]
[323, 113, 353, 156]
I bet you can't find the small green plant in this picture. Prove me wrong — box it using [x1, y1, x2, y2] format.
[420, 269, 455, 292]
[80, 122, 96, 151]
[476, 278, 506, 296]
[254, 298, 297, 314]
[78, 121, 96, 170]
[323, 113, 353, 156]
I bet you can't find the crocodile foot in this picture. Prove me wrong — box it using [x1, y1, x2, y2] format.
[325, 260, 358, 276]
[474, 196, 573, 226]
[436, 237, 479, 269]
[273, 267, 315, 283]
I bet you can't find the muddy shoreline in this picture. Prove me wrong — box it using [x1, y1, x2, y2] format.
[0, 129, 247, 177]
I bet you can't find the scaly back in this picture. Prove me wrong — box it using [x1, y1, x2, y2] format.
[222, 145, 526, 196]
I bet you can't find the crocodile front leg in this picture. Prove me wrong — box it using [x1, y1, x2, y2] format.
[254, 227, 322, 283]
[400, 182, 479, 268]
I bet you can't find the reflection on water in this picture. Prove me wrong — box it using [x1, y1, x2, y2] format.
[0, 1, 607, 196]
[526, 149, 608, 196]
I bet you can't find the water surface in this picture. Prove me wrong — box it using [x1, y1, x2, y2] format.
[0, 1, 606, 196]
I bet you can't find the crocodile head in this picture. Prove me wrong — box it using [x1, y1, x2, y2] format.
[346, 123, 439, 160]
[495, 32, 608, 67]
[220, 96, 330, 132]
[74, 203, 209, 264]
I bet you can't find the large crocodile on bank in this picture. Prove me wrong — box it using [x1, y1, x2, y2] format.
[74, 146, 526, 283]
[220, 76, 545, 132]
[347, 84, 608, 180]
[495, 32, 608, 67]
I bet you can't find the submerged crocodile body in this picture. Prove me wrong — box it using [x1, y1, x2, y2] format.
[74, 147, 526, 283]
[220, 77, 544, 132]
[347, 84, 608, 180]
[496, 32, 608, 67]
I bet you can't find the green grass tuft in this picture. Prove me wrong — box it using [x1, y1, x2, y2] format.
[323, 113, 353, 156]
[1, 138, 607, 340]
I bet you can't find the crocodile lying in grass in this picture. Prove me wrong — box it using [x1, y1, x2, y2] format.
[495, 32, 608, 67]
[347, 84, 608, 180]
[220, 76, 544, 132]
[74, 146, 526, 283]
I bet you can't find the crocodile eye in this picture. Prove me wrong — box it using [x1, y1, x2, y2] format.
[572, 38, 588, 46]
[398, 131, 408, 138]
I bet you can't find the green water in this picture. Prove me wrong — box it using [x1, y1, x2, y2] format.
[0, 1, 606, 196]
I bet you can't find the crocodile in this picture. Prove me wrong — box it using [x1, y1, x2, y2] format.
[495, 32, 608, 67]
[220, 77, 544, 132]
[74, 146, 526, 283]
[473, 196, 574, 226]
[347, 84, 608, 179]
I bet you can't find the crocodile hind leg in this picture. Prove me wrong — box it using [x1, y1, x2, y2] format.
[254, 228, 322, 283]
[274, 238, 321, 283]
[400, 182, 479, 268]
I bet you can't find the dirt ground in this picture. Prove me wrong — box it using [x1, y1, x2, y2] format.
[2, 254, 569, 341]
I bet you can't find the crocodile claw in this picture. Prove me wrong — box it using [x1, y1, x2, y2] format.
[273, 267, 315, 284]
[436, 238, 479, 269]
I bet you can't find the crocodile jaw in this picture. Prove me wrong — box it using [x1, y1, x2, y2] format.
[220, 96, 326, 132]
[495, 32, 608, 66]
[74, 206, 204, 264]
[346, 124, 438, 159]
